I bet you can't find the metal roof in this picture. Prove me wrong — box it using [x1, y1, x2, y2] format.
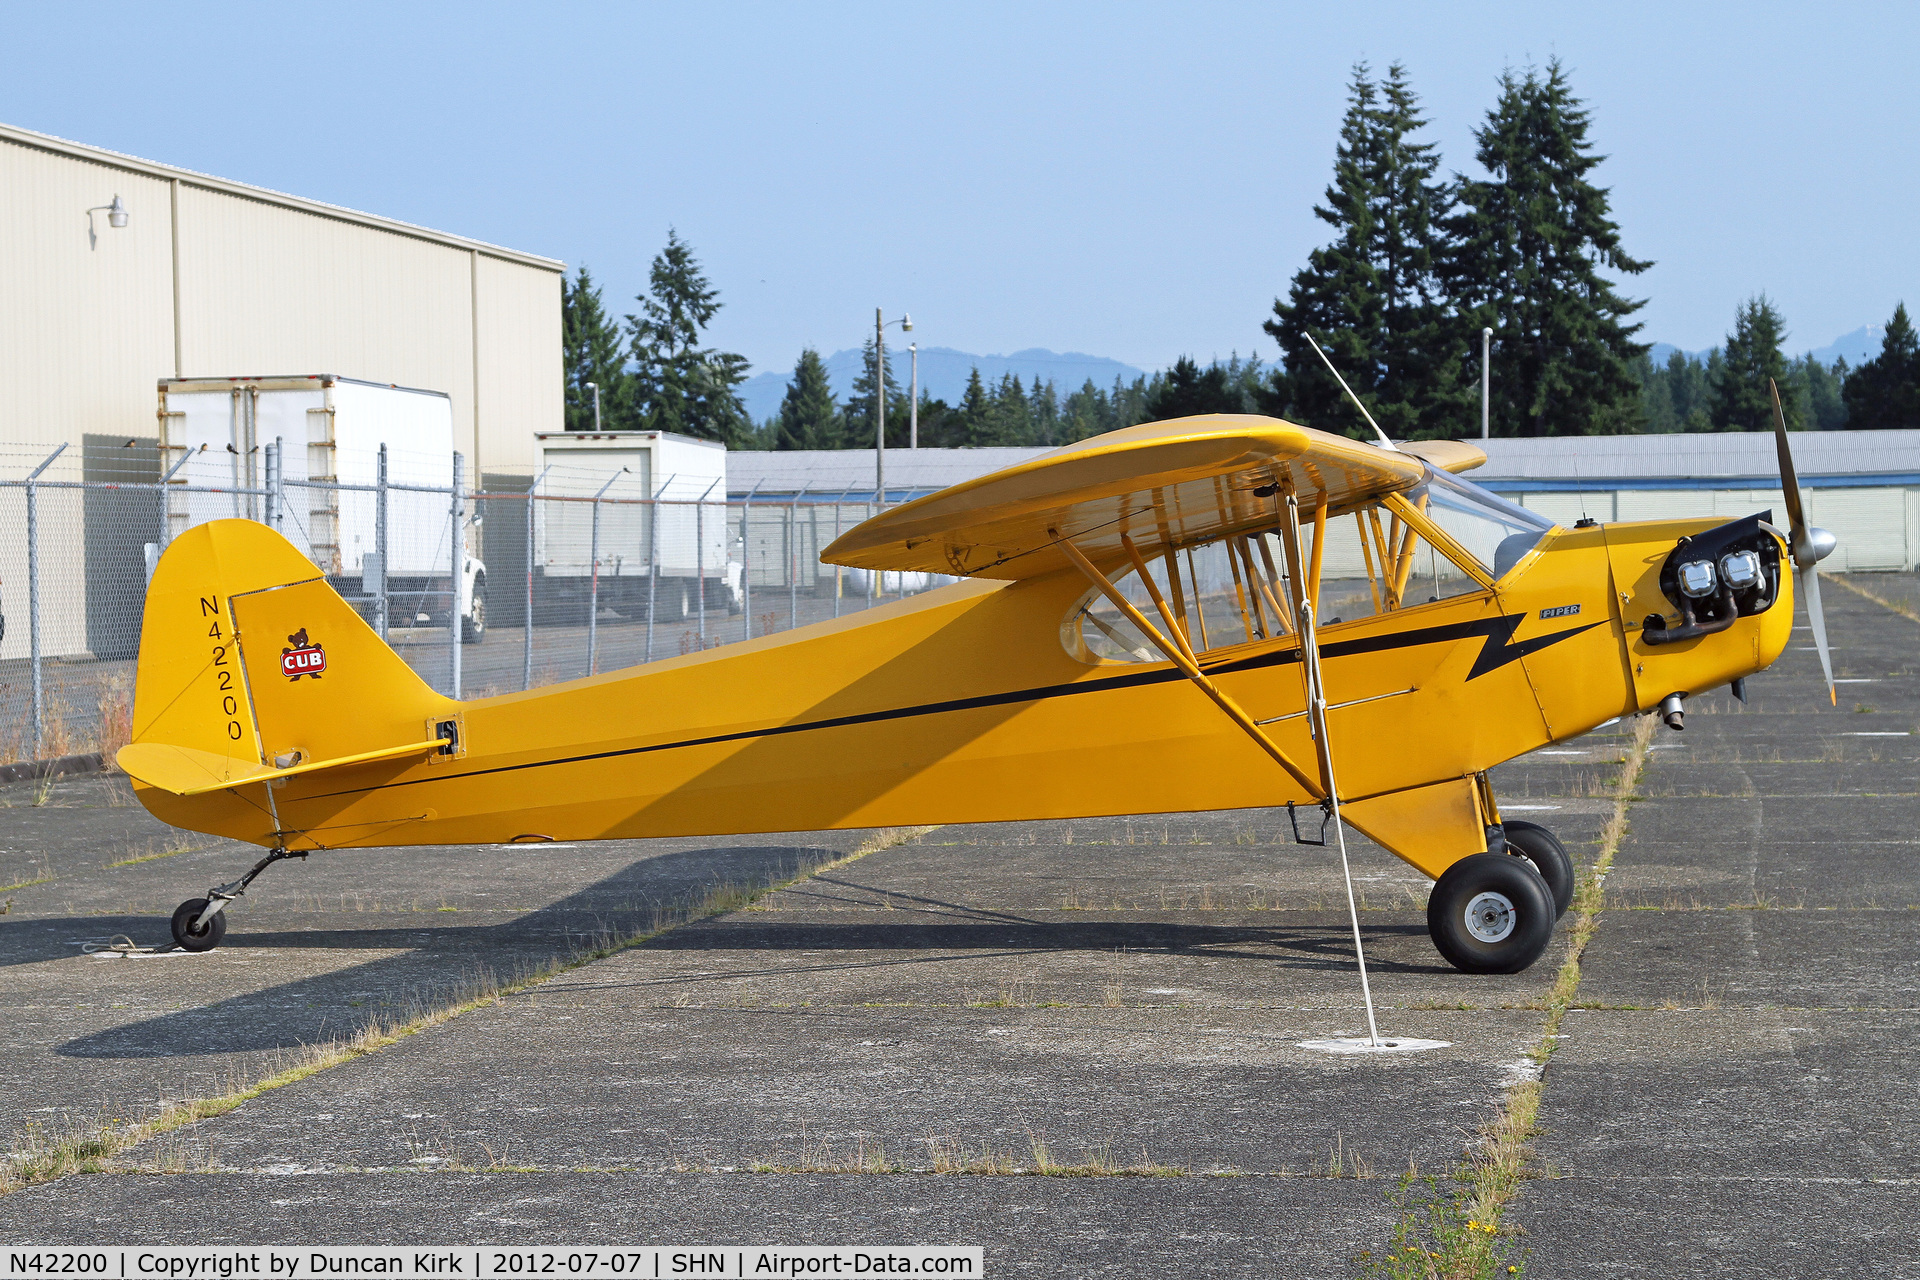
[0, 121, 565, 272]
[1473, 429, 1920, 489]
[728, 448, 1050, 499]
[730, 430, 1920, 499]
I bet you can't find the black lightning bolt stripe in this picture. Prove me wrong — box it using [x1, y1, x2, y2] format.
[302, 613, 1600, 799]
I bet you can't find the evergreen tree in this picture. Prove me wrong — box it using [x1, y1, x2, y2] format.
[842, 335, 907, 448]
[776, 348, 840, 450]
[1841, 303, 1920, 428]
[1445, 61, 1651, 436]
[1265, 63, 1465, 439]
[1146, 356, 1244, 419]
[1708, 296, 1801, 431]
[1795, 355, 1849, 430]
[1028, 377, 1061, 445]
[561, 266, 632, 431]
[625, 230, 752, 445]
[949, 368, 995, 446]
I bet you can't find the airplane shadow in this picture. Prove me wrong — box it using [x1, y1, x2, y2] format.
[47, 841, 1448, 1061]
[42, 840, 840, 1059]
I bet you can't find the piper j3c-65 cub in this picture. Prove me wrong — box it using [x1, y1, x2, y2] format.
[119, 384, 1837, 974]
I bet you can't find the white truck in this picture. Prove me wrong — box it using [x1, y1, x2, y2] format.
[532, 431, 738, 620]
[157, 375, 487, 641]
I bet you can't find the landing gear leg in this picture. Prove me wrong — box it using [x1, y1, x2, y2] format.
[170, 845, 307, 952]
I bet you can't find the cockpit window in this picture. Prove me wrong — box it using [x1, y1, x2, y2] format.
[1416, 469, 1555, 580]
[1072, 479, 1516, 664]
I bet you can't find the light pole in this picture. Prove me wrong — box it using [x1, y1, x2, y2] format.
[585, 380, 602, 432]
[1480, 327, 1493, 441]
[875, 309, 912, 505]
[909, 342, 919, 449]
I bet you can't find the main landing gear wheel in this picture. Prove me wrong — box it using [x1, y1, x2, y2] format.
[1503, 820, 1575, 919]
[1427, 852, 1555, 974]
[170, 898, 227, 952]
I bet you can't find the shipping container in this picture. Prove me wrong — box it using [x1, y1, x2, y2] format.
[532, 431, 739, 620]
[158, 375, 487, 641]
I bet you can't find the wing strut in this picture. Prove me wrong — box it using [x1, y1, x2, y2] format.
[1273, 477, 1383, 1048]
[1056, 490, 1387, 1049]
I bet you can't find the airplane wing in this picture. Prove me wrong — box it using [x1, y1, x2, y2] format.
[823, 414, 1468, 579]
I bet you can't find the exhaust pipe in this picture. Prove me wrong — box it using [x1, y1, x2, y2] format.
[1659, 692, 1686, 731]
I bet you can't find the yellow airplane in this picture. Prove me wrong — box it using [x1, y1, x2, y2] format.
[118, 386, 1834, 974]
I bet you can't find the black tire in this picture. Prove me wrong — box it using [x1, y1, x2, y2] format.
[1427, 853, 1555, 974]
[171, 898, 227, 952]
[1503, 820, 1575, 919]
[461, 578, 487, 645]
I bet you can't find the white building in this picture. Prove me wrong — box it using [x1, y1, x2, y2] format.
[0, 121, 563, 481]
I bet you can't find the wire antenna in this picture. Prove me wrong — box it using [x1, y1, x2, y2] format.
[1304, 334, 1398, 452]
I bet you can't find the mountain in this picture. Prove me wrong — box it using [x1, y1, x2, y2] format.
[1651, 325, 1886, 370]
[740, 346, 1148, 422]
[1806, 325, 1884, 367]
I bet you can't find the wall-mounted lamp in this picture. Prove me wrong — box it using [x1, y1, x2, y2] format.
[86, 195, 128, 248]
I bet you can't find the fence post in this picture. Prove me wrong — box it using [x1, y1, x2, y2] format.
[645, 490, 659, 665]
[587, 468, 625, 677]
[524, 465, 549, 691]
[833, 485, 852, 618]
[264, 438, 281, 531]
[375, 444, 390, 642]
[24, 442, 67, 756]
[449, 451, 464, 700]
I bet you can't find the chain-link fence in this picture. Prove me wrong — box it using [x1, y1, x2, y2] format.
[0, 440, 947, 767]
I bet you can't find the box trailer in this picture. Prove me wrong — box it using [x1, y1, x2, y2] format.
[532, 432, 738, 620]
[157, 375, 487, 641]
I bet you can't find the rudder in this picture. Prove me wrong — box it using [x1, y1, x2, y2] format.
[122, 520, 451, 795]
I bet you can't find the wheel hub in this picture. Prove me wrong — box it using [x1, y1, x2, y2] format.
[1464, 891, 1516, 943]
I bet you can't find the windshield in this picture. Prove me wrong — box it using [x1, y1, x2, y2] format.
[1417, 468, 1555, 580]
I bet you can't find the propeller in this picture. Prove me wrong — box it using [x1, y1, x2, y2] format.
[1770, 378, 1839, 705]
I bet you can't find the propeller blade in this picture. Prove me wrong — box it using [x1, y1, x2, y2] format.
[1799, 564, 1837, 706]
[1769, 378, 1811, 565]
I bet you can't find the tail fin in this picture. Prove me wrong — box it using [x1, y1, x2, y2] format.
[119, 519, 452, 795]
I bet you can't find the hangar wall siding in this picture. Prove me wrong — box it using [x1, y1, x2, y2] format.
[0, 121, 564, 479]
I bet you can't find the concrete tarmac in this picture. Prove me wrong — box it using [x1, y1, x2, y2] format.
[1, 573, 1914, 1276]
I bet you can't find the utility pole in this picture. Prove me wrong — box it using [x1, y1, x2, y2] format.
[1481, 327, 1493, 441]
[909, 342, 919, 449]
[874, 310, 913, 504]
[586, 381, 602, 432]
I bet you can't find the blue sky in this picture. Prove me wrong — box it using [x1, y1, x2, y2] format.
[7, 2, 1915, 377]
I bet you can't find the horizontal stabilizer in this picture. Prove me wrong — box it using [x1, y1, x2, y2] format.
[118, 736, 445, 797]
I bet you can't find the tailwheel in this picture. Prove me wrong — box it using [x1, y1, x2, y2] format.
[1502, 820, 1575, 919]
[1427, 852, 1555, 974]
[170, 897, 228, 952]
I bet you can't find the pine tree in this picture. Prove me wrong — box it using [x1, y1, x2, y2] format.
[625, 230, 752, 445]
[1709, 296, 1801, 431]
[950, 368, 994, 446]
[1146, 356, 1244, 419]
[1265, 63, 1466, 439]
[776, 348, 840, 450]
[842, 336, 907, 448]
[1841, 302, 1920, 428]
[561, 266, 632, 431]
[1445, 61, 1651, 436]
[1795, 355, 1849, 430]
